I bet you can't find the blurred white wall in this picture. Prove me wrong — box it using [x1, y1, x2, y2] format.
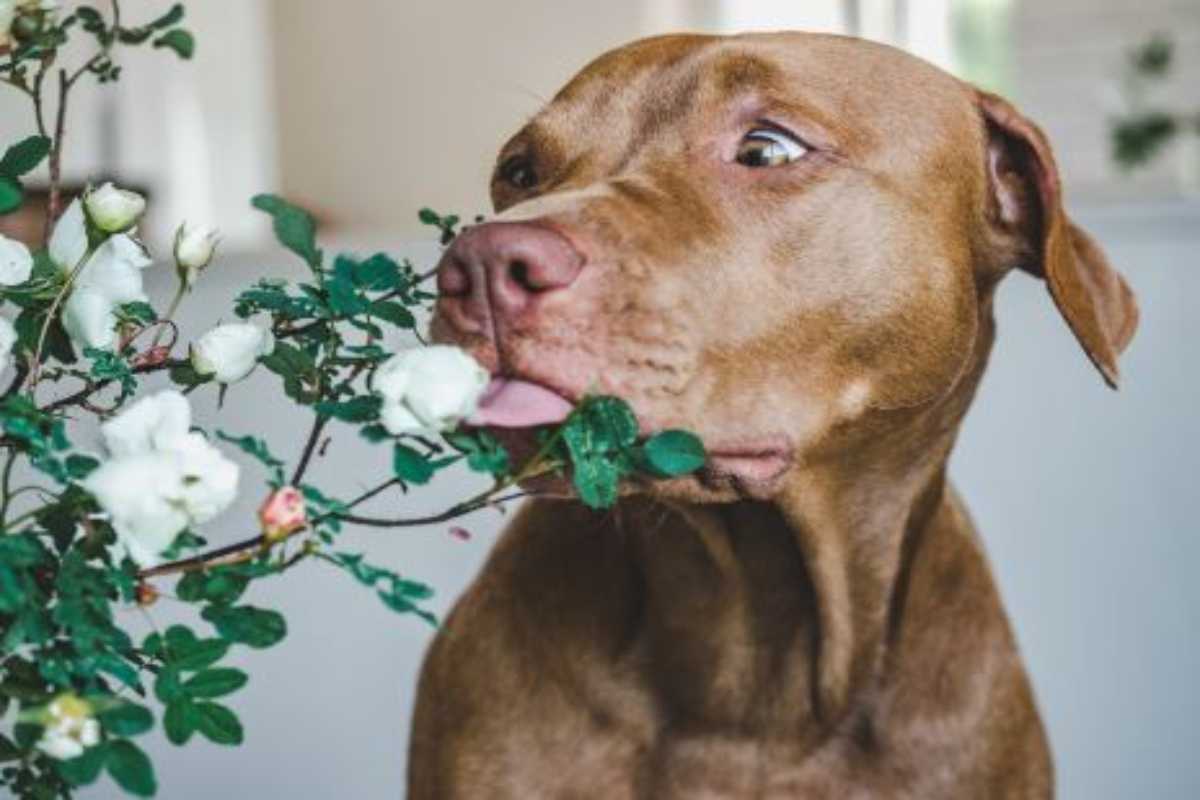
[269, 0, 655, 236]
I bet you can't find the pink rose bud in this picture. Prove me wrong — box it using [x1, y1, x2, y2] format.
[259, 486, 306, 543]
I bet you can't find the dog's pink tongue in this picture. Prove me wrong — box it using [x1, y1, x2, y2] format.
[469, 378, 573, 428]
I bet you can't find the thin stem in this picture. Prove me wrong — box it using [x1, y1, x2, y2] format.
[290, 415, 330, 485]
[335, 490, 532, 528]
[149, 282, 187, 349]
[38, 357, 186, 415]
[0, 449, 18, 523]
[25, 243, 95, 392]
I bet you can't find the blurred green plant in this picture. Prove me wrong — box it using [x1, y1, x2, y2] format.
[1110, 34, 1200, 170]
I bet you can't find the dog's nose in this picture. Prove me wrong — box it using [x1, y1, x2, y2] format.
[436, 222, 583, 323]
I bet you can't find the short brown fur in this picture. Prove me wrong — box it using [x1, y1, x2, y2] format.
[413, 32, 1137, 798]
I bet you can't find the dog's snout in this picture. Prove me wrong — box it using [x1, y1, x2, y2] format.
[436, 222, 584, 326]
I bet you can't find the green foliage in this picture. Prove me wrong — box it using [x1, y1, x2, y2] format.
[0, 5, 710, 794]
[251, 194, 321, 269]
[1110, 33, 1198, 171]
[0, 135, 51, 214]
[326, 552, 436, 626]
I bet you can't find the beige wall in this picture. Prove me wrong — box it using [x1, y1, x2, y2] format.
[269, 0, 666, 236]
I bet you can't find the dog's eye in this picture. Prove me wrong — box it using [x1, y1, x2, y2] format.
[498, 154, 539, 190]
[735, 128, 807, 167]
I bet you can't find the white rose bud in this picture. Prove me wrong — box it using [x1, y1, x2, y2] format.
[0, 233, 32, 286]
[373, 345, 489, 435]
[173, 221, 219, 285]
[0, 316, 16, 374]
[190, 322, 274, 384]
[83, 182, 146, 234]
[48, 198, 89, 272]
[83, 390, 241, 567]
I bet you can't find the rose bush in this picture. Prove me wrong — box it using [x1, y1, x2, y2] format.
[0, 3, 707, 797]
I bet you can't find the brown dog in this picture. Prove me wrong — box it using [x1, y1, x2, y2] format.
[412, 32, 1138, 798]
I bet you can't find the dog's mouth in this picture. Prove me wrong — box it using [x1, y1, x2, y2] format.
[466, 376, 795, 497]
[467, 377, 574, 428]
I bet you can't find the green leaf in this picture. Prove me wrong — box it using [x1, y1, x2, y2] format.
[641, 430, 706, 476]
[326, 273, 368, 316]
[359, 423, 392, 443]
[572, 455, 620, 509]
[260, 341, 315, 380]
[202, 604, 287, 649]
[314, 395, 381, 423]
[162, 697, 197, 745]
[184, 668, 248, 699]
[369, 300, 416, 328]
[154, 666, 183, 704]
[97, 703, 154, 737]
[148, 3, 185, 29]
[0, 175, 23, 215]
[176, 569, 249, 606]
[0, 135, 51, 177]
[169, 361, 211, 387]
[105, 740, 157, 797]
[170, 638, 230, 672]
[194, 702, 243, 746]
[252, 193, 320, 268]
[392, 444, 434, 485]
[56, 742, 108, 786]
[64, 453, 101, 479]
[153, 28, 195, 59]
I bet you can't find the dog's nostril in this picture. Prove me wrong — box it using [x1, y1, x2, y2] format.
[509, 260, 536, 293]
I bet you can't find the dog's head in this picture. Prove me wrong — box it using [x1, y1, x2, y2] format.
[431, 33, 1137, 500]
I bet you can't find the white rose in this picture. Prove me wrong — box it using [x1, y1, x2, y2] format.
[36, 694, 99, 760]
[82, 452, 190, 566]
[373, 345, 489, 434]
[83, 390, 241, 566]
[60, 233, 152, 353]
[76, 233, 151, 303]
[0, 316, 15, 374]
[190, 322, 275, 384]
[99, 388, 191, 458]
[61, 286, 118, 351]
[48, 198, 89, 271]
[168, 431, 240, 522]
[84, 182, 145, 234]
[173, 221, 219, 283]
[0, 233, 32, 285]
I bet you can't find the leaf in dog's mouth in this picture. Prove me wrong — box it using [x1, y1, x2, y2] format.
[547, 396, 706, 509]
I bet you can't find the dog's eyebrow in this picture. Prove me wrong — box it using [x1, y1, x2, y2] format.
[711, 54, 781, 96]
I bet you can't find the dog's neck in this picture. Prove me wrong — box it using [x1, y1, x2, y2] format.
[625, 311, 995, 747]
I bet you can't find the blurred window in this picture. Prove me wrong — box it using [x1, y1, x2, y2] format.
[717, 0, 1013, 88]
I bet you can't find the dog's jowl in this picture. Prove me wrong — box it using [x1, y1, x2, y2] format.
[411, 32, 1138, 799]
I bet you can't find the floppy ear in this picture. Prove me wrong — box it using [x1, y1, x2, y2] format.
[977, 90, 1138, 388]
